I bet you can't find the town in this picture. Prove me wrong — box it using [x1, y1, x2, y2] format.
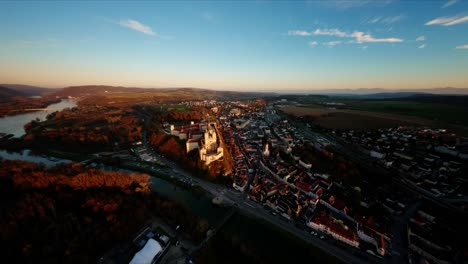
[2, 1, 468, 263]
[118, 97, 467, 264]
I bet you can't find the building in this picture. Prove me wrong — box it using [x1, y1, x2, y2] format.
[171, 121, 224, 165]
[199, 123, 224, 165]
[129, 238, 162, 264]
[263, 143, 270, 157]
[186, 138, 200, 152]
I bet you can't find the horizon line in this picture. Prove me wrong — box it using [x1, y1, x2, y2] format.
[2, 83, 468, 93]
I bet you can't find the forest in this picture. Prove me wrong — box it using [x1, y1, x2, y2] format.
[0, 160, 210, 263]
[0, 97, 60, 117]
[21, 99, 142, 153]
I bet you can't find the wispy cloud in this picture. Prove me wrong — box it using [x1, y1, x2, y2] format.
[425, 16, 468, 26]
[324, 41, 342, 47]
[118, 19, 156, 36]
[351, 31, 403, 43]
[288, 30, 312, 36]
[309, 41, 318, 47]
[455, 44, 468, 49]
[289, 28, 403, 44]
[416, 36, 425, 41]
[288, 28, 348, 37]
[289, 28, 348, 37]
[318, 0, 393, 10]
[363, 14, 405, 25]
[418, 44, 426, 49]
[313, 28, 348, 37]
[442, 0, 458, 8]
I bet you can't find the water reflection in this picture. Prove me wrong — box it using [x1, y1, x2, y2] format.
[0, 99, 77, 137]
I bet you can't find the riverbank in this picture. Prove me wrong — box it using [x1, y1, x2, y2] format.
[0, 97, 62, 118]
[0, 99, 77, 137]
[0, 147, 351, 263]
[0, 160, 211, 263]
[196, 212, 342, 264]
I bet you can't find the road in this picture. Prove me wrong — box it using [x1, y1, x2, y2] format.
[160, 162, 376, 264]
[388, 200, 421, 264]
[131, 110, 383, 264]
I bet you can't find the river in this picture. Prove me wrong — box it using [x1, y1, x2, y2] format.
[0, 97, 228, 226]
[0, 99, 337, 262]
[0, 149, 71, 166]
[0, 99, 77, 137]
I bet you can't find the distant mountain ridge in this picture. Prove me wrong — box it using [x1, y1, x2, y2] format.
[4, 84, 468, 98]
[298, 87, 468, 96]
[48, 85, 275, 100]
[0, 84, 52, 96]
[0, 86, 25, 102]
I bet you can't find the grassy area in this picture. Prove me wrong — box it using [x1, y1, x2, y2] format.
[165, 104, 192, 112]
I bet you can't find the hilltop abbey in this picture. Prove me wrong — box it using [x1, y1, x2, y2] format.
[170, 122, 223, 165]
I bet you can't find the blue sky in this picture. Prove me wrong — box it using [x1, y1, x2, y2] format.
[0, 0, 467, 91]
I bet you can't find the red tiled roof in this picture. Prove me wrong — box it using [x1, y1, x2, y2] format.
[295, 181, 313, 192]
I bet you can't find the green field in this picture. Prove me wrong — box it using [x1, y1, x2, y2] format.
[165, 104, 192, 112]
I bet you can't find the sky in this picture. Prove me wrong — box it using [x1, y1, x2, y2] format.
[0, 0, 468, 92]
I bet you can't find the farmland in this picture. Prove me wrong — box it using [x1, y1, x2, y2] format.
[285, 94, 468, 127]
[279, 106, 433, 130]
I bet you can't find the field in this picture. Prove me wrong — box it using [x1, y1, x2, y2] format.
[286, 94, 468, 127]
[279, 106, 433, 130]
[348, 100, 468, 126]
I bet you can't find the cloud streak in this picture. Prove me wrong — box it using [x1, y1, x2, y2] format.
[418, 44, 426, 49]
[425, 16, 468, 26]
[442, 0, 458, 8]
[455, 44, 468, 49]
[289, 28, 403, 44]
[351, 31, 403, 43]
[363, 14, 404, 25]
[118, 19, 156, 35]
[416, 36, 425, 41]
[313, 28, 348, 37]
[309, 41, 318, 47]
[289, 28, 347, 37]
[325, 41, 342, 47]
[319, 0, 393, 10]
[288, 30, 312, 36]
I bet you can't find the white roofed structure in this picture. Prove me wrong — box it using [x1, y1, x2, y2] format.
[129, 238, 162, 264]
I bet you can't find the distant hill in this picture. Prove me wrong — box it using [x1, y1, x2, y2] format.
[299, 87, 468, 97]
[50, 85, 145, 97]
[0, 86, 25, 102]
[396, 94, 468, 107]
[49, 85, 274, 100]
[338, 92, 429, 99]
[415, 87, 468, 95]
[0, 84, 53, 96]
